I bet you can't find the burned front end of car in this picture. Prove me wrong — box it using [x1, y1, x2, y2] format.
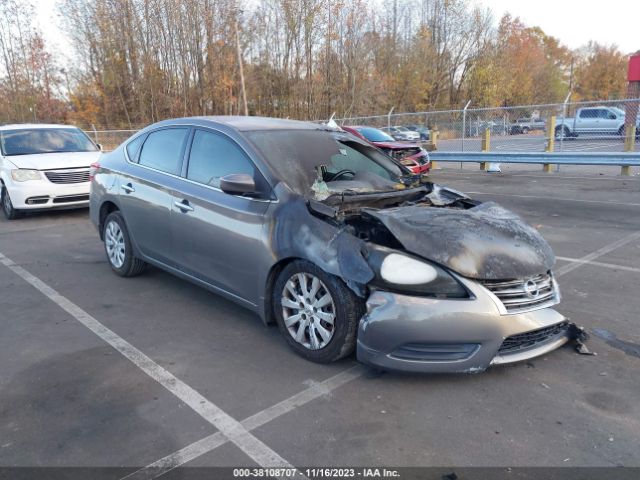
[380, 146, 430, 174]
[251, 128, 569, 373]
[309, 183, 568, 373]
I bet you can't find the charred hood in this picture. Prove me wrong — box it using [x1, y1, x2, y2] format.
[362, 202, 555, 280]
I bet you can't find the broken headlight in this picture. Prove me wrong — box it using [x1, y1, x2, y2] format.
[365, 246, 470, 298]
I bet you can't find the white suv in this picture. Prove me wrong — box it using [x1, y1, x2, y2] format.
[0, 124, 102, 219]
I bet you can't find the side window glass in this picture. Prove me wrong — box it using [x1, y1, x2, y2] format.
[126, 134, 145, 162]
[579, 109, 594, 119]
[187, 130, 256, 189]
[138, 128, 189, 175]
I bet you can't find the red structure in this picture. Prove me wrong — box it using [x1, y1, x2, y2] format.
[628, 54, 640, 82]
[625, 53, 640, 134]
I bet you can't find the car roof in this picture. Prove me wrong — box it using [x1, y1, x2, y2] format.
[153, 116, 331, 133]
[0, 123, 81, 131]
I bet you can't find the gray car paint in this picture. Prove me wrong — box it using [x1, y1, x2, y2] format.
[90, 116, 567, 373]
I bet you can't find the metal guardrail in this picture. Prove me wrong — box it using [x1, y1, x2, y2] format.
[428, 151, 640, 166]
[428, 151, 640, 175]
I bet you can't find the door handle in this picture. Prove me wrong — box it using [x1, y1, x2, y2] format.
[174, 200, 194, 212]
[121, 183, 135, 193]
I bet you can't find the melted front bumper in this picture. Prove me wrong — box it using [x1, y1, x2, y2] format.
[357, 277, 568, 373]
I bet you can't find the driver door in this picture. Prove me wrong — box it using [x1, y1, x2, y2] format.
[170, 128, 271, 305]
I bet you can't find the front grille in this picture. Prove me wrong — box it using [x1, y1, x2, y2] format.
[498, 322, 569, 355]
[44, 168, 90, 184]
[391, 148, 422, 160]
[481, 272, 557, 314]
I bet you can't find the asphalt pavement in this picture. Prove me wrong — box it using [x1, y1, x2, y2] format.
[1, 167, 639, 476]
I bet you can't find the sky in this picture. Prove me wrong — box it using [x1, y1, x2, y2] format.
[36, 0, 640, 56]
[473, 0, 639, 54]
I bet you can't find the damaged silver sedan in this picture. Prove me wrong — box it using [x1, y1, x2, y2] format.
[90, 116, 570, 373]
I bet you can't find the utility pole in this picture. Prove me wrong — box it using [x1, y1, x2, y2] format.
[235, 10, 248, 116]
[568, 57, 574, 92]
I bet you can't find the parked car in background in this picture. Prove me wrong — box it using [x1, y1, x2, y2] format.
[342, 126, 430, 174]
[468, 120, 504, 137]
[405, 124, 431, 140]
[509, 117, 546, 135]
[91, 116, 570, 373]
[382, 126, 420, 142]
[555, 106, 640, 139]
[0, 124, 102, 220]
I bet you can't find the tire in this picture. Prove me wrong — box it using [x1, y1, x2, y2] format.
[555, 126, 571, 140]
[1, 185, 22, 220]
[103, 211, 147, 277]
[521, 126, 530, 134]
[272, 260, 365, 363]
[618, 126, 625, 137]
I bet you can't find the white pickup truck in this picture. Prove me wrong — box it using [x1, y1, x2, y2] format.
[555, 106, 640, 139]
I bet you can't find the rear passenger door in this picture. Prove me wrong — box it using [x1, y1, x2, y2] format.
[170, 128, 271, 305]
[575, 109, 598, 134]
[597, 109, 619, 135]
[118, 127, 189, 266]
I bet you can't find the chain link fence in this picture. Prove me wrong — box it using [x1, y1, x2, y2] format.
[82, 128, 139, 152]
[331, 98, 640, 153]
[82, 98, 640, 153]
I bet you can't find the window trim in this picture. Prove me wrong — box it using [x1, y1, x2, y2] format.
[123, 124, 277, 203]
[125, 132, 149, 163]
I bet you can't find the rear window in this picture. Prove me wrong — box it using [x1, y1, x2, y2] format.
[138, 128, 189, 175]
[355, 127, 395, 143]
[0, 128, 98, 156]
[579, 109, 597, 119]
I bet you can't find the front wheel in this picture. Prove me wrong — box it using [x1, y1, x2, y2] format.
[1, 186, 22, 220]
[273, 260, 365, 363]
[521, 126, 530, 134]
[103, 211, 147, 277]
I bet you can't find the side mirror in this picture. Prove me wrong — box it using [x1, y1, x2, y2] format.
[96, 143, 103, 151]
[219, 173, 256, 195]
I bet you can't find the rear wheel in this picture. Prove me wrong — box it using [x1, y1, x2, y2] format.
[555, 126, 571, 140]
[1, 186, 22, 220]
[103, 211, 147, 277]
[273, 260, 365, 363]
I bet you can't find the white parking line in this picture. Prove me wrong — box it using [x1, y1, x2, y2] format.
[464, 191, 640, 207]
[123, 366, 365, 479]
[0, 252, 294, 470]
[556, 256, 640, 274]
[555, 232, 640, 277]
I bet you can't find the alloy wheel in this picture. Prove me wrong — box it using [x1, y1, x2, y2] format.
[281, 272, 336, 350]
[105, 220, 126, 268]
